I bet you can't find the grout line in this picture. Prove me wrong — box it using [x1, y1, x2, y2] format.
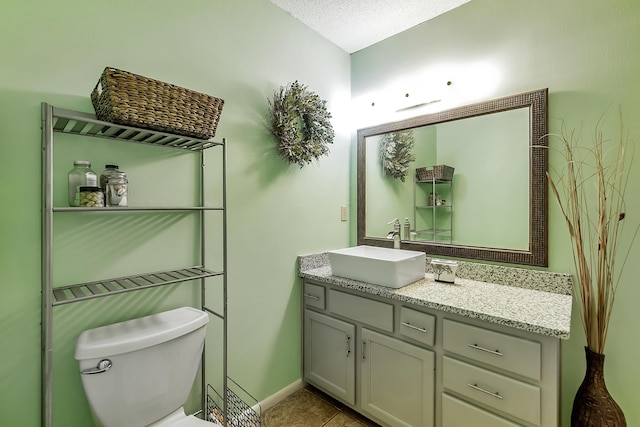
[321, 412, 339, 426]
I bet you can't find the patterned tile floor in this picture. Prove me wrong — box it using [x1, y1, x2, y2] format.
[262, 386, 381, 427]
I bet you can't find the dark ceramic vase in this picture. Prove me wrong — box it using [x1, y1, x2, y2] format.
[571, 347, 626, 426]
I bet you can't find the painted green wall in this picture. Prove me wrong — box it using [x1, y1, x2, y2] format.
[3, 0, 639, 425]
[436, 109, 529, 249]
[351, 0, 640, 425]
[0, 0, 350, 425]
[365, 111, 529, 248]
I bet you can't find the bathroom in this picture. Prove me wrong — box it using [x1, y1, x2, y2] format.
[1, 0, 639, 426]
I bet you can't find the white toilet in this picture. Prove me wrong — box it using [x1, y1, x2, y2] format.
[74, 307, 211, 427]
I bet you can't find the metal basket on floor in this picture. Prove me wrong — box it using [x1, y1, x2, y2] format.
[207, 380, 261, 426]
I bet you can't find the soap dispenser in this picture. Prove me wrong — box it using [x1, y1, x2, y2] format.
[387, 218, 401, 249]
[404, 218, 411, 241]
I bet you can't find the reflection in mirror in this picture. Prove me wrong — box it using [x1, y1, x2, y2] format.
[357, 89, 548, 266]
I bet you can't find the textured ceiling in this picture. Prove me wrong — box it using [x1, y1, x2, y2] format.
[270, 0, 472, 53]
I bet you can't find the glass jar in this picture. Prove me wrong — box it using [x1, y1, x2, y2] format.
[100, 164, 128, 207]
[428, 192, 442, 207]
[68, 160, 97, 206]
[78, 186, 104, 207]
[105, 176, 128, 207]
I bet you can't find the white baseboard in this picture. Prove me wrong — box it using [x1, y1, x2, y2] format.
[258, 379, 305, 413]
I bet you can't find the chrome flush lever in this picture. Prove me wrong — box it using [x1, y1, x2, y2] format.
[81, 359, 112, 375]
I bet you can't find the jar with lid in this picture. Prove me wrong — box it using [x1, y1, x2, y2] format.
[100, 164, 128, 207]
[68, 160, 97, 206]
[78, 186, 104, 207]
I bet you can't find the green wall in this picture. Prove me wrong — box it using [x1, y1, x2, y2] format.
[3, 0, 639, 426]
[351, 0, 640, 425]
[0, 0, 350, 425]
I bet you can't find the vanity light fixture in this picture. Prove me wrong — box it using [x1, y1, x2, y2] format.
[395, 98, 441, 112]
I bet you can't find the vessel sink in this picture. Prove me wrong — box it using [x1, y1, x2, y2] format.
[327, 246, 426, 288]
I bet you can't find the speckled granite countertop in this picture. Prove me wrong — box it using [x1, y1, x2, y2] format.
[299, 252, 573, 340]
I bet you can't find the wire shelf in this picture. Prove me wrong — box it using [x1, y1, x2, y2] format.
[51, 106, 222, 151]
[52, 266, 222, 305]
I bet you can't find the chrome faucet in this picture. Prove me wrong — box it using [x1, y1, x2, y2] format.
[387, 218, 401, 249]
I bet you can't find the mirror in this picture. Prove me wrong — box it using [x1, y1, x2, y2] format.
[357, 89, 548, 266]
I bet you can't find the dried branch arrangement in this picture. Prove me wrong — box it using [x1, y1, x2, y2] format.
[548, 112, 638, 354]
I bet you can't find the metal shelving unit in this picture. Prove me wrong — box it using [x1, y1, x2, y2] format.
[41, 103, 227, 427]
[413, 176, 453, 243]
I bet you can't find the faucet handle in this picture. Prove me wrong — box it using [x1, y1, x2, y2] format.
[387, 218, 400, 226]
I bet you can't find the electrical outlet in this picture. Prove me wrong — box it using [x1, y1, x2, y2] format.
[340, 205, 348, 221]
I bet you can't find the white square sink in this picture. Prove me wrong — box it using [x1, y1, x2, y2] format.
[327, 246, 426, 288]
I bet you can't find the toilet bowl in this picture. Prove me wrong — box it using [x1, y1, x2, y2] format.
[74, 307, 210, 427]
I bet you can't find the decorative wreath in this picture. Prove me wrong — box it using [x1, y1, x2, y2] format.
[268, 81, 335, 168]
[379, 130, 416, 182]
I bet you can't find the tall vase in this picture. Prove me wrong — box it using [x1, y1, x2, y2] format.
[571, 347, 626, 426]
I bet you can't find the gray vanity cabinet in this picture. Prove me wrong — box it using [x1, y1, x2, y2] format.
[302, 278, 561, 427]
[303, 281, 435, 427]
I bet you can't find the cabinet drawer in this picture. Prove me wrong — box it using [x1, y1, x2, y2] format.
[329, 290, 393, 332]
[443, 357, 540, 426]
[443, 319, 541, 380]
[304, 283, 325, 309]
[399, 307, 435, 347]
[442, 394, 522, 427]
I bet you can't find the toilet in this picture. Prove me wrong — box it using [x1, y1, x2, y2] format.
[74, 307, 211, 427]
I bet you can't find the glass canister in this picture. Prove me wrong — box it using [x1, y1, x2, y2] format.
[78, 186, 104, 207]
[428, 192, 442, 207]
[100, 165, 128, 207]
[68, 160, 97, 206]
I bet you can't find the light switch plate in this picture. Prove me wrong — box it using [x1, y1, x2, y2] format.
[340, 205, 348, 221]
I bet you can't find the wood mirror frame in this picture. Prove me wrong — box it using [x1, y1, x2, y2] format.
[357, 88, 548, 266]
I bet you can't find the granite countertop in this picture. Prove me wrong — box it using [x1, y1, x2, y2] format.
[299, 253, 573, 340]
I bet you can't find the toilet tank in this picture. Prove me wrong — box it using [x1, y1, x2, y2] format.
[74, 307, 209, 427]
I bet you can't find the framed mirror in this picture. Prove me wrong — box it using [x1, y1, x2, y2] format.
[357, 89, 548, 266]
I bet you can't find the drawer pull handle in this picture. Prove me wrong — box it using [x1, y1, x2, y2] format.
[362, 341, 367, 360]
[346, 335, 351, 357]
[468, 383, 504, 400]
[304, 294, 320, 301]
[468, 343, 504, 357]
[401, 322, 429, 334]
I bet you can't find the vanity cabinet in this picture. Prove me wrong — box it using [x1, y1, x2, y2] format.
[413, 176, 453, 243]
[302, 279, 561, 427]
[304, 285, 435, 427]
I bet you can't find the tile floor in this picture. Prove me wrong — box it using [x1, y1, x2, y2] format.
[262, 386, 381, 427]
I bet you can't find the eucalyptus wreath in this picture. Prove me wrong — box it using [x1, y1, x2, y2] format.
[268, 81, 335, 168]
[380, 130, 415, 181]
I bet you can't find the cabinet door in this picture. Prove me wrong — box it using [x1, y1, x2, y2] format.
[360, 328, 434, 427]
[304, 310, 356, 405]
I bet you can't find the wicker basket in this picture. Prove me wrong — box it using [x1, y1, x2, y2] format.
[416, 165, 455, 181]
[91, 67, 224, 140]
